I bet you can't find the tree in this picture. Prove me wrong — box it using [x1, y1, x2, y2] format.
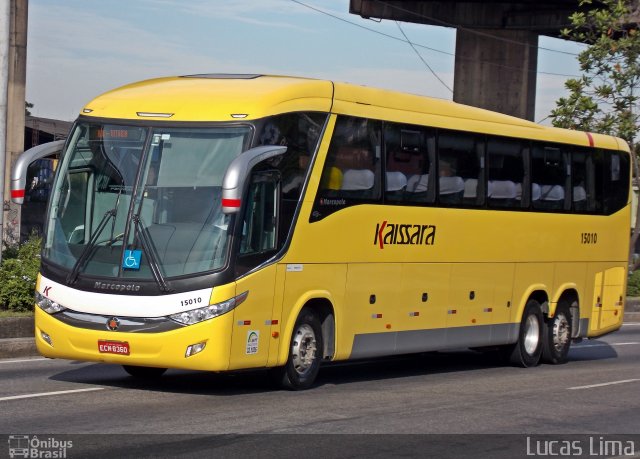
[25, 101, 33, 116]
[551, 0, 640, 267]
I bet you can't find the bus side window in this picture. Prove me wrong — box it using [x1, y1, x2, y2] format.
[486, 138, 524, 209]
[384, 123, 434, 204]
[318, 116, 381, 201]
[437, 132, 480, 207]
[437, 149, 465, 205]
[571, 149, 590, 212]
[604, 151, 630, 215]
[571, 148, 629, 216]
[256, 112, 327, 202]
[255, 112, 328, 240]
[532, 144, 569, 212]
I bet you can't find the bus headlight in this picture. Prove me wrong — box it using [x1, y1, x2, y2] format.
[169, 291, 248, 325]
[35, 291, 67, 314]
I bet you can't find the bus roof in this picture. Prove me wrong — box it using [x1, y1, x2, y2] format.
[81, 74, 627, 151]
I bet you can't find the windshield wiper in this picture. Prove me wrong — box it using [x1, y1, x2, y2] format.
[131, 214, 172, 293]
[66, 182, 127, 285]
[108, 184, 125, 245]
[66, 208, 116, 285]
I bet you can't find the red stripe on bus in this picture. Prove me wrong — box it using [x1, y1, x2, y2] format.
[586, 132, 594, 147]
[11, 189, 25, 198]
[222, 198, 241, 208]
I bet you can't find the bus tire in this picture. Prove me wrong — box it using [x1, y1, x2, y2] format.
[122, 365, 167, 379]
[508, 299, 544, 367]
[275, 308, 323, 390]
[541, 302, 572, 364]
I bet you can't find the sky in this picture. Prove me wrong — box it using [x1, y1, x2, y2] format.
[25, 0, 586, 124]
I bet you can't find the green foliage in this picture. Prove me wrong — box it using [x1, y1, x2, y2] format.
[1, 243, 18, 260]
[551, 0, 640, 146]
[627, 269, 640, 296]
[0, 235, 41, 312]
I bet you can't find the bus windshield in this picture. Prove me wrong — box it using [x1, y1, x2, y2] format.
[44, 122, 252, 280]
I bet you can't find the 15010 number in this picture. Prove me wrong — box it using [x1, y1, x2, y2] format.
[581, 232, 598, 244]
[180, 297, 203, 307]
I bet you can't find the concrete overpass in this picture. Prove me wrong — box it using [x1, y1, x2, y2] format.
[348, 0, 632, 121]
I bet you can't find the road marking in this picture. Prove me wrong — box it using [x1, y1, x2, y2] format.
[0, 358, 50, 365]
[0, 387, 104, 402]
[572, 342, 640, 349]
[569, 379, 640, 390]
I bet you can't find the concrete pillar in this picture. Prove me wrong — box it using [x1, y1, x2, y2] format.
[3, 0, 28, 246]
[454, 28, 538, 121]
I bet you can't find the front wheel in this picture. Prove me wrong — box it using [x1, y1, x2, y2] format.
[122, 365, 167, 379]
[508, 299, 544, 367]
[541, 302, 572, 364]
[273, 308, 323, 390]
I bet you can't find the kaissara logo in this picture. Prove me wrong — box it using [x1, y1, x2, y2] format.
[374, 221, 436, 249]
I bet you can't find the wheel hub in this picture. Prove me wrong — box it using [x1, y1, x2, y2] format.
[524, 314, 540, 355]
[552, 314, 570, 351]
[291, 323, 317, 375]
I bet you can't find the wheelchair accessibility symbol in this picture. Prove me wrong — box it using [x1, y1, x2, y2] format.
[123, 250, 142, 270]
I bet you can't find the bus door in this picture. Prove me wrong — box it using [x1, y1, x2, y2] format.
[589, 266, 625, 333]
[600, 267, 625, 330]
[229, 171, 282, 370]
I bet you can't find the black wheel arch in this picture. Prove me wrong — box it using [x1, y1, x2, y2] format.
[554, 289, 580, 338]
[301, 297, 335, 361]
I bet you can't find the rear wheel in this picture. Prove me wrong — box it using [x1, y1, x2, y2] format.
[508, 299, 544, 367]
[122, 365, 167, 379]
[273, 308, 323, 390]
[541, 302, 572, 364]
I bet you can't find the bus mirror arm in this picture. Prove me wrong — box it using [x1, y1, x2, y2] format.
[10, 140, 65, 205]
[221, 145, 287, 214]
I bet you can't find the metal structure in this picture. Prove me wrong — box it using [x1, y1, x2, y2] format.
[349, 0, 605, 121]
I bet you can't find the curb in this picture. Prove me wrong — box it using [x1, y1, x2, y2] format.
[626, 297, 640, 310]
[0, 337, 38, 359]
[624, 312, 640, 323]
[0, 317, 38, 359]
[0, 316, 34, 339]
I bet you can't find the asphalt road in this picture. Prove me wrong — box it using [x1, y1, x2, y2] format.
[1, 324, 640, 458]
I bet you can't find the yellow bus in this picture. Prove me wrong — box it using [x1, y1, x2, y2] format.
[12, 74, 630, 389]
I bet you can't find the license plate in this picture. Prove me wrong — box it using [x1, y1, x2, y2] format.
[98, 340, 130, 356]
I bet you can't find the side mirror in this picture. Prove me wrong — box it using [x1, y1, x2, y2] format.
[10, 140, 65, 205]
[221, 145, 287, 214]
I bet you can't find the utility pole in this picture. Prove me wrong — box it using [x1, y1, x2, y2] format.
[0, 0, 11, 264]
[0, 0, 28, 264]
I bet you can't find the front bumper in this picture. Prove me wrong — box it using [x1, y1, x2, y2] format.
[34, 306, 234, 371]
